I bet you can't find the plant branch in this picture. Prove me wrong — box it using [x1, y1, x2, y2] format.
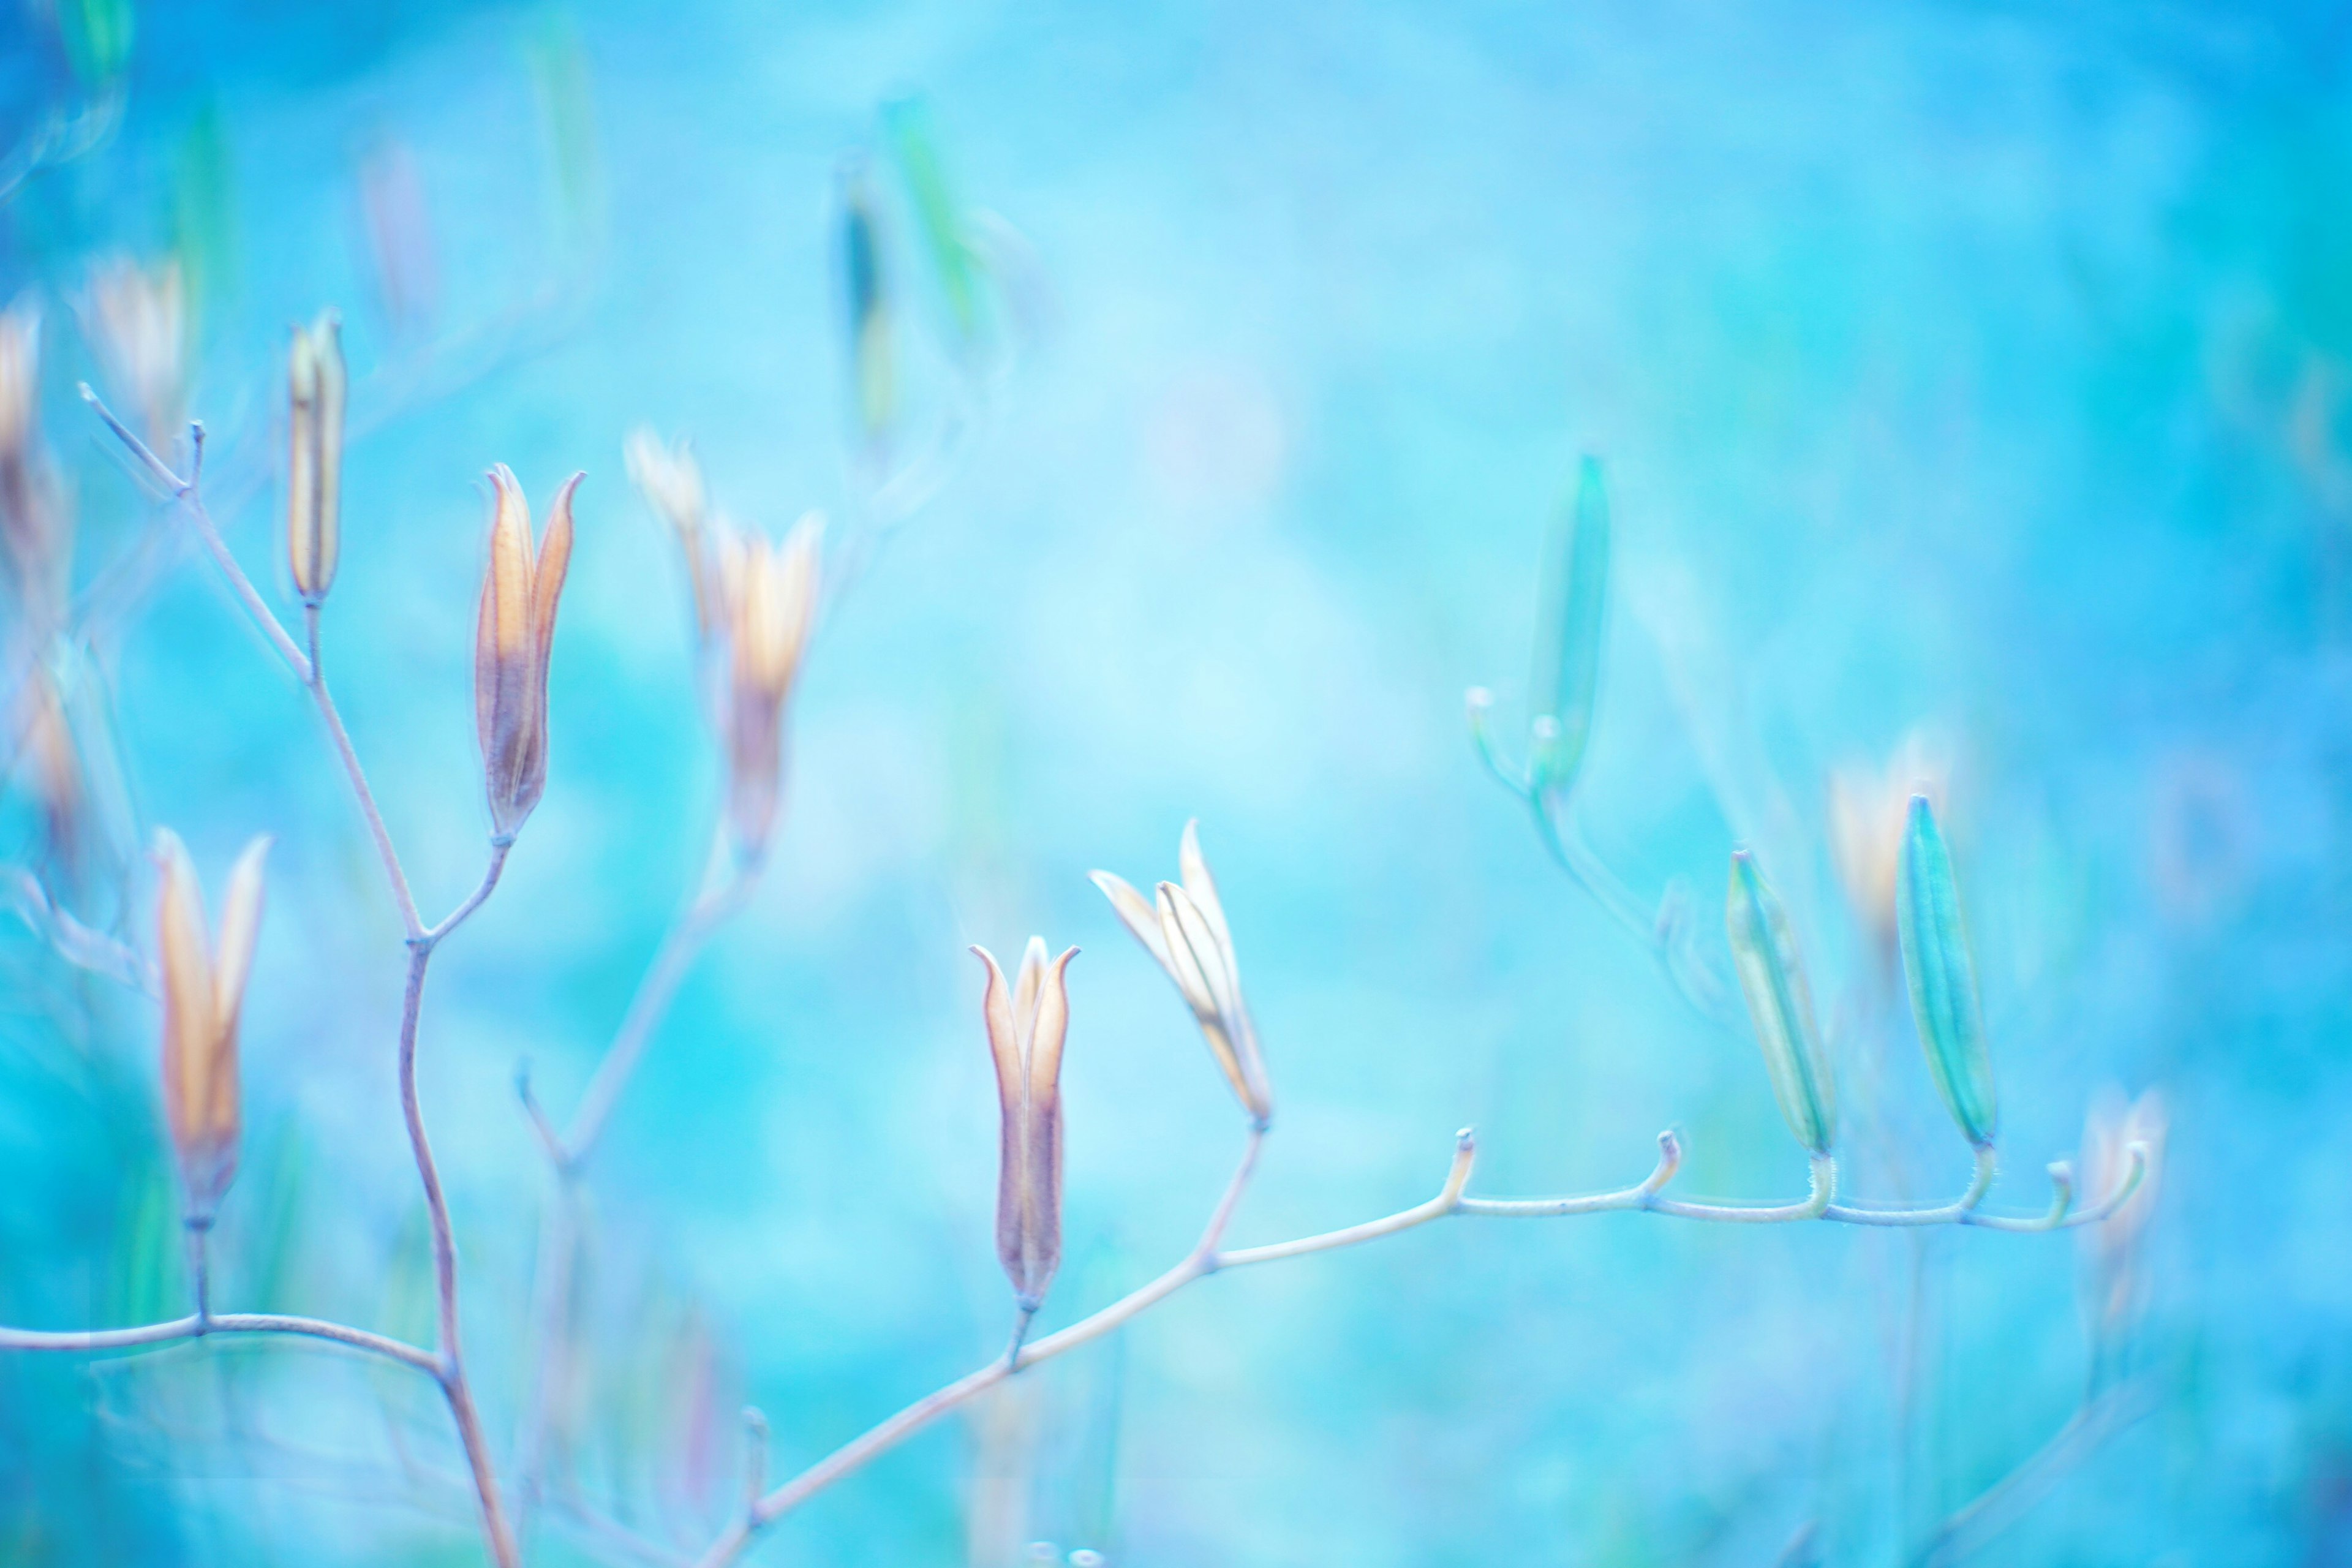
[684, 1125, 2145, 1568]
[83, 394, 314, 684]
[0, 1311, 440, 1378]
[398, 940, 522, 1568]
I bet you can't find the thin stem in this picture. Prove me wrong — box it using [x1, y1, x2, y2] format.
[739, 1408, 769, 1521]
[187, 1219, 213, 1330]
[684, 1126, 2141, 1568]
[560, 838, 755, 1167]
[1219, 1128, 1475, 1267]
[398, 944, 522, 1568]
[308, 645, 424, 940]
[3, 868, 155, 992]
[83, 394, 314, 684]
[1910, 1378, 2152, 1566]
[1823, 1144, 1997, 1227]
[0, 1313, 440, 1378]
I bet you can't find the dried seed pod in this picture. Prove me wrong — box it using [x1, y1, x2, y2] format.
[1528, 454, 1610, 799]
[154, 828, 270, 1223]
[975, 938, 1076, 1310]
[1896, 794, 1997, 1148]
[718, 512, 821, 861]
[475, 466, 581, 840]
[1725, 850, 1836, 1155]
[1089, 820, 1272, 1126]
[285, 311, 345, 603]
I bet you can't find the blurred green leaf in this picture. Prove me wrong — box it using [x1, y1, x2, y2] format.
[526, 8, 605, 255]
[171, 99, 238, 326]
[883, 95, 982, 344]
[56, 0, 135, 89]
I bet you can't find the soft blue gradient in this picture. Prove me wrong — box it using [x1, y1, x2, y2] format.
[3, 4, 2346, 1564]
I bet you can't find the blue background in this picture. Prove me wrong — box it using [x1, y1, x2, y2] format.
[3, 3, 2347, 1563]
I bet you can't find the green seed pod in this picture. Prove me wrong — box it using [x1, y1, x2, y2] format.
[1725, 850, 1836, 1154]
[1896, 794, 1998, 1147]
[1528, 455, 1610, 798]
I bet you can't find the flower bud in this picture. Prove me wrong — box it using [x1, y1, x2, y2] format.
[1528, 454, 1610, 799]
[475, 466, 580, 840]
[1725, 850, 1836, 1154]
[718, 512, 821, 861]
[1090, 821, 1272, 1126]
[975, 938, 1076, 1311]
[154, 829, 270, 1223]
[1896, 794, 1997, 1147]
[285, 310, 346, 603]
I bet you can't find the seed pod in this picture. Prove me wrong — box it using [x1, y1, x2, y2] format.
[475, 466, 581, 840]
[1089, 821, 1272, 1125]
[285, 311, 345, 603]
[154, 828, 270, 1223]
[1528, 454, 1610, 798]
[719, 513, 822, 861]
[1725, 850, 1836, 1154]
[1896, 794, 1997, 1147]
[975, 938, 1076, 1310]
[623, 428, 718, 644]
[839, 159, 895, 448]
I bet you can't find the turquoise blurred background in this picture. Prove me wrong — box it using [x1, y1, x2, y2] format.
[4, 2, 2349, 1564]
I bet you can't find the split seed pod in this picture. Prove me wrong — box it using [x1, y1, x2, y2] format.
[1090, 821, 1273, 1126]
[718, 513, 821, 861]
[1896, 794, 1998, 1148]
[154, 828, 270, 1223]
[285, 310, 346, 603]
[1529, 454, 1611, 799]
[974, 938, 1076, 1311]
[1725, 850, 1836, 1155]
[475, 466, 580, 840]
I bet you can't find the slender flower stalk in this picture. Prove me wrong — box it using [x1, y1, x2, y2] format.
[1091, 821, 1273, 1126]
[285, 310, 346, 604]
[475, 465, 581, 842]
[974, 938, 1077, 1319]
[153, 828, 270, 1224]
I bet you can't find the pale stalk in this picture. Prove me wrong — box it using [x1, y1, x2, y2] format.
[684, 1129, 2144, 1568]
